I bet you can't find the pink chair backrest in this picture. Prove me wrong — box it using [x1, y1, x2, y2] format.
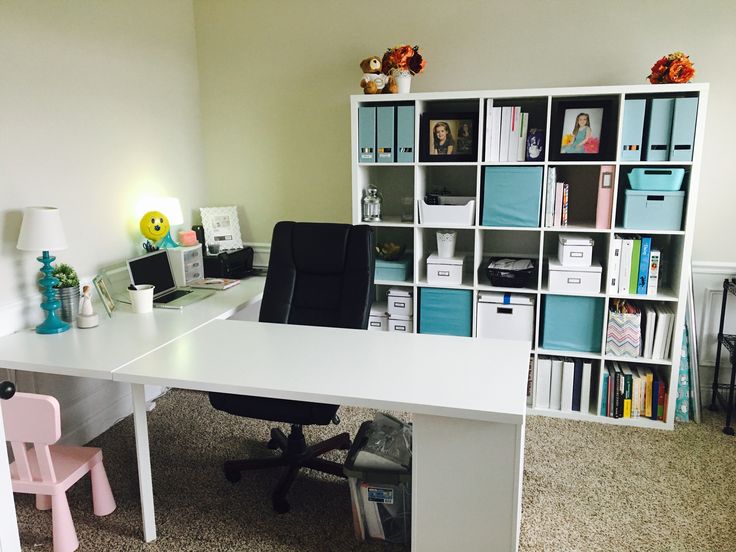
[1, 392, 62, 483]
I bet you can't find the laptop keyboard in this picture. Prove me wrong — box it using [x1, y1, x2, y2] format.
[156, 289, 192, 304]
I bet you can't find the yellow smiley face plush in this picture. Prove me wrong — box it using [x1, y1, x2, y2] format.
[140, 211, 170, 241]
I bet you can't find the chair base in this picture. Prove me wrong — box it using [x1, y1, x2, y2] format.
[223, 424, 351, 513]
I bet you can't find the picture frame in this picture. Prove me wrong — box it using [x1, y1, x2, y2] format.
[200, 206, 244, 252]
[92, 274, 115, 317]
[419, 113, 478, 162]
[549, 98, 618, 162]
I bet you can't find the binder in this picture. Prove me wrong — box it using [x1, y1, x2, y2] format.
[669, 96, 698, 161]
[517, 112, 529, 162]
[358, 106, 376, 163]
[580, 361, 592, 415]
[396, 105, 415, 163]
[647, 249, 661, 295]
[619, 238, 633, 294]
[534, 357, 552, 409]
[598, 364, 609, 416]
[553, 181, 564, 227]
[628, 238, 641, 293]
[621, 99, 646, 161]
[499, 106, 512, 162]
[550, 358, 563, 410]
[637, 236, 652, 294]
[561, 360, 574, 412]
[645, 98, 674, 161]
[484, 99, 493, 161]
[608, 236, 623, 293]
[595, 165, 615, 229]
[489, 107, 502, 162]
[376, 106, 395, 163]
[571, 358, 583, 412]
[545, 167, 556, 227]
[507, 106, 520, 162]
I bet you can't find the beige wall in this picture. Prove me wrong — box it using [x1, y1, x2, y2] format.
[194, 0, 736, 261]
[0, 1, 204, 314]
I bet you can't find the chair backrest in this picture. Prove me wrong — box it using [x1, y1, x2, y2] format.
[1, 392, 61, 482]
[259, 222, 375, 330]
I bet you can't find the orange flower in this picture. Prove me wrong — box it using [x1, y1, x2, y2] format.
[382, 44, 426, 75]
[668, 59, 695, 83]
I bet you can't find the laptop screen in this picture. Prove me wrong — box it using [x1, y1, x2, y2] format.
[127, 251, 176, 298]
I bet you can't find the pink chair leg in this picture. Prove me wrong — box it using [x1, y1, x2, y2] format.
[90, 462, 116, 516]
[51, 493, 79, 552]
[36, 494, 52, 511]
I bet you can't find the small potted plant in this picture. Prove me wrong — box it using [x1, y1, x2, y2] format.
[52, 263, 80, 324]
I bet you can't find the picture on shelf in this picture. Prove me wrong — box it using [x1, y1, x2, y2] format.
[92, 274, 115, 317]
[560, 108, 603, 155]
[419, 112, 478, 162]
[549, 97, 618, 161]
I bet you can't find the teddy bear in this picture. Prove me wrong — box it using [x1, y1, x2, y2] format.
[359, 56, 396, 94]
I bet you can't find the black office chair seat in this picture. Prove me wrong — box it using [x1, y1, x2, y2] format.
[209, 221, 374, 514]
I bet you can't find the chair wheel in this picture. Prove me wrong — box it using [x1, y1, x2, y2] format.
[273, 497, 290, 514]
[224, 467, 242, 483]
[267, 438, 279, 450]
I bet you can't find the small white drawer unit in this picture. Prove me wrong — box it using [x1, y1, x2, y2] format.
[368, 303, 388, 331]
[476, 293, 535, 342]
[557, 234, 594, 267]
[166, 245, 204, 287]
[387, 287, 413, 318]
[548, 258, 602, 294]
[388, 315, 413, 333]
[426, 254, 464, 286]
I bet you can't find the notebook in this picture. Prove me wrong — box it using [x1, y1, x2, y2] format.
[188, 278, 240, 290]
[126, 250, 214, 309]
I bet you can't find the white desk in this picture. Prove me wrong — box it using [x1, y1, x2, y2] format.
[113, 320, 530, 551]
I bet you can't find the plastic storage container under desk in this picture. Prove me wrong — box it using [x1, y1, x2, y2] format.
[542, 295, 605, 353]
[482, 166, 543, 227]
[622, 190, 685, 231]
[476, 293, 535, 342]
[419, 288, 472, 337]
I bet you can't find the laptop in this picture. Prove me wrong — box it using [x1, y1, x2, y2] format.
[126, 250, 214, 309]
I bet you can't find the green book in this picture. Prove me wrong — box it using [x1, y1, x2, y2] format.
[629, 238, 641, 293]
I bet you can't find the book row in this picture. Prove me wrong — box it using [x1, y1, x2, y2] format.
[483, 103, 541, 163]
[597, 362, 668, 420]
[608, 235, 660, 295]
[605, 300, 674, 360]
[533, 357, 593, 413]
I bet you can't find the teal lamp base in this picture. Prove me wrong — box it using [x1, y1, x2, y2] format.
[36, 251, 70, 335]
[157, 231, 179, 249]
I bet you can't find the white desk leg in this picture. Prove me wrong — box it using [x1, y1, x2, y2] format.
[411, 414, 524, 552]
[131, 383, 157, 542]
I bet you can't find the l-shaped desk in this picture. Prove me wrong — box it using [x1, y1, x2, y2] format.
[0, 276, 529, 551]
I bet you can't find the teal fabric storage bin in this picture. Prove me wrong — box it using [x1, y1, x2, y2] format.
[542, 295, 604, 353]
[375, 256, 412, 282]
[482, 166, 543, 227]
[622, 189, 685, 231]
[419, 288, 472, 337]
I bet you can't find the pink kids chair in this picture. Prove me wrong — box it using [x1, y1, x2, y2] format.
[1, 392, 116, 552]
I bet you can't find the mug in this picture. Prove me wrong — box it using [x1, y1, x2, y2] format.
[129, 284, 155, 313]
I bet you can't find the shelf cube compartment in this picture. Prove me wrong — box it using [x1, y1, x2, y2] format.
[482, 166, 543, 227]
[419, 288, 472, 337]
[541, 295, 605, 353]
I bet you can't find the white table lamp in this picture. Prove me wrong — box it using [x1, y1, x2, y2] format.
[17, 206, 70, 334]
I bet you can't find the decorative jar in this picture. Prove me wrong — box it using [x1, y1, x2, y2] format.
[362, 187, 383, 222]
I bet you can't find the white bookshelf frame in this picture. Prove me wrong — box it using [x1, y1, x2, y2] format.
[351, 83, 709, 430]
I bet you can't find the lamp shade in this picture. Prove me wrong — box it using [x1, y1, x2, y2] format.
[16, 206, 68, 251]
[135, 197, 183, 226]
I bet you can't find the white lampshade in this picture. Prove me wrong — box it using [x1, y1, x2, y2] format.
[16, 206, 68, 251]
[135, 197, 184, 226]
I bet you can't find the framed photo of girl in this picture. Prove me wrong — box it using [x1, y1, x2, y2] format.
[549, 97, 618, 162]
[419, 113, 478, 162]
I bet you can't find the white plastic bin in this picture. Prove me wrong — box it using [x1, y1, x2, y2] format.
[368, 303, 388, 331]
[418, 199, 475, 226]
[387, 288, 412, 318]
[388, 315, 413, 333]
[426, 254, 464, 285]
[476, 293, 535, 341]
[548, 258, 602, 294]
[557, 234, 594, 267]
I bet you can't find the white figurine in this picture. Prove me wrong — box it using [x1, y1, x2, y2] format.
[77, 284, 99, 328]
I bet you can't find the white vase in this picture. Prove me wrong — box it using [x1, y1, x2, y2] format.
[395, 71, 412, 94]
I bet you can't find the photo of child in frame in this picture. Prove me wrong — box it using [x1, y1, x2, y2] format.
[429, 119, 474, 156]
[560, 108, 603, 154]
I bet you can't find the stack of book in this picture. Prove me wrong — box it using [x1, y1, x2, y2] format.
[543, 166, 614, 228]
[533, 357, 593, 414]
[641, 304, 675, 360]
[597, 362, 667, 421]
[608, 235, 660, 295]
[484, 101, 529, 162]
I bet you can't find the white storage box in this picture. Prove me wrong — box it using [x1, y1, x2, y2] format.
[167, 245, 204, 287]
[368, 303, 388, 331]
[388, 315, 413, 333]
[387, 288, 413, 318]
[548, 258, 602, 294]
[557, 234, 594, 267]
[476, 293, 535, 342]
[426, 254, 464, 285]
[418, 199, 475, 226]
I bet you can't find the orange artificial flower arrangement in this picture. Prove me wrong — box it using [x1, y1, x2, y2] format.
[647, 51, 695, 84]
[382, 44, 426, 76]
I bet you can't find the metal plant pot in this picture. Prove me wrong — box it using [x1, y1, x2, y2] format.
[55, 285, 80, 324]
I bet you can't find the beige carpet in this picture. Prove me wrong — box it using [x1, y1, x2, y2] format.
[13, 389, 736, 551]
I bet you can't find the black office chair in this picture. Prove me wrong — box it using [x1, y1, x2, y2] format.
[209, 221, 375, 513]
